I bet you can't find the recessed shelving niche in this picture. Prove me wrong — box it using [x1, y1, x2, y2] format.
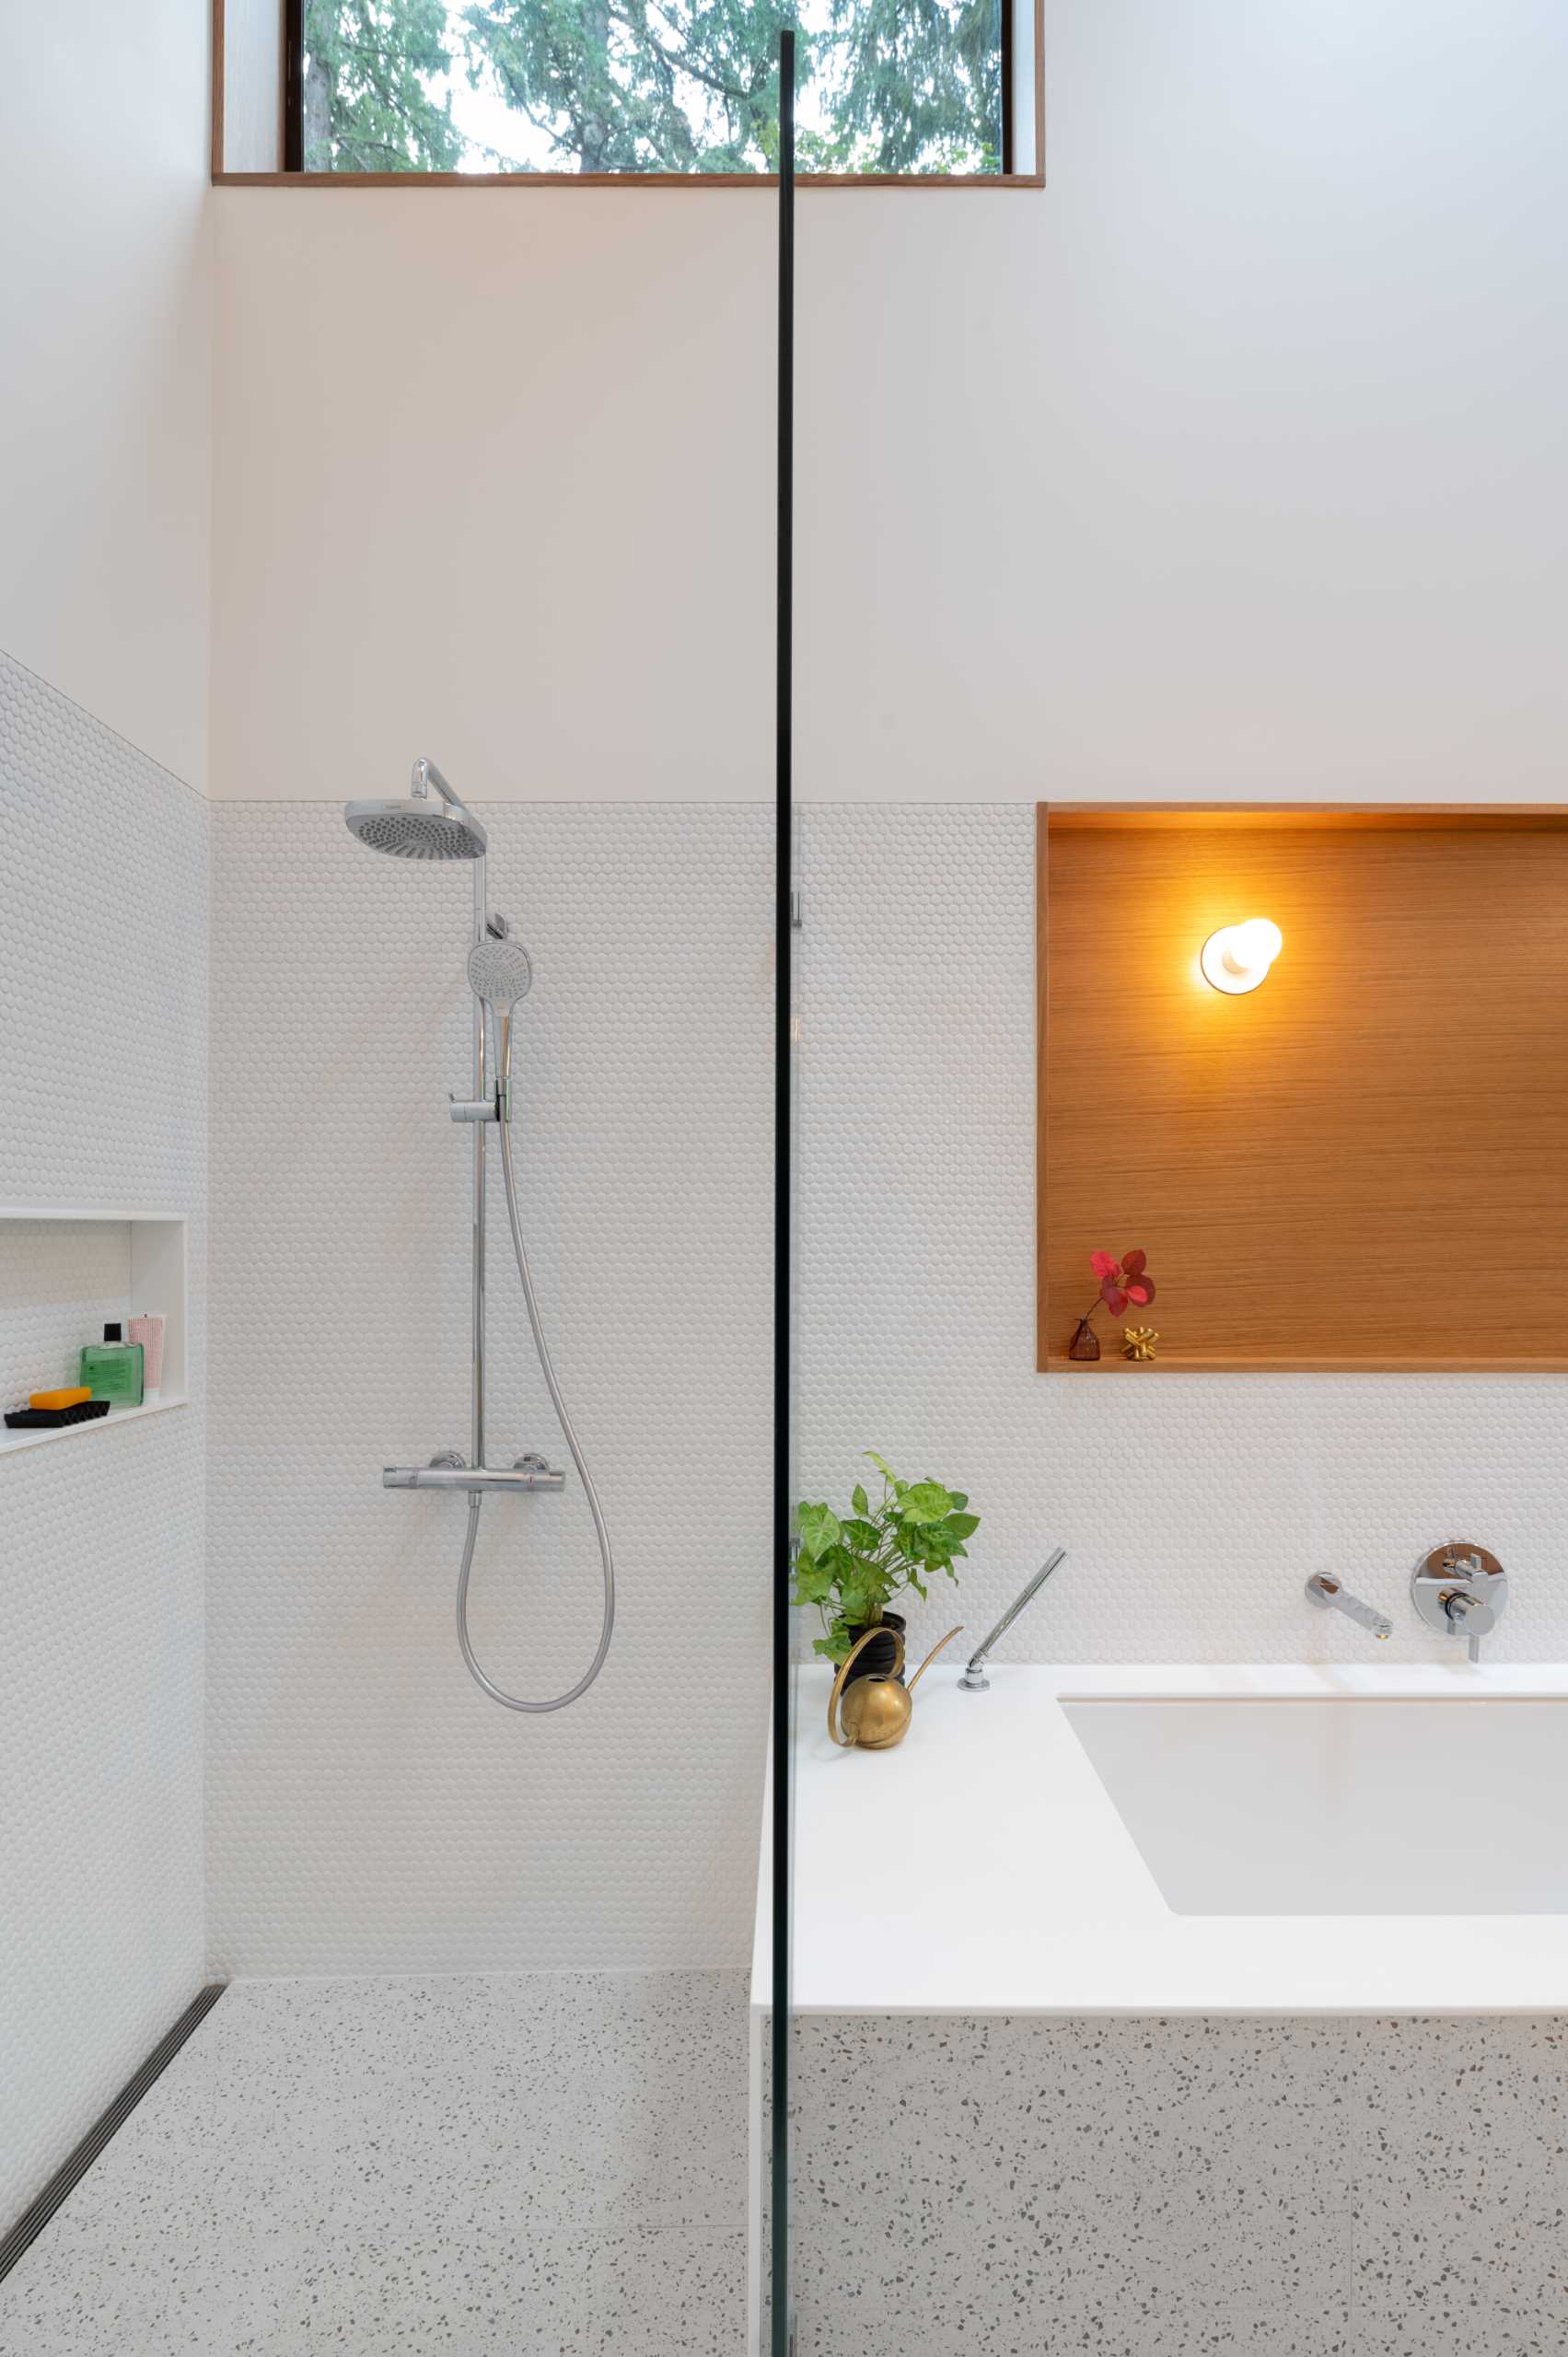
[1038, 806, 1568, 1372]
[0, 1210, 189, 1452]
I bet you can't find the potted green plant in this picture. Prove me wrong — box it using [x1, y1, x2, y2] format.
[792, 1452, 979, 1681]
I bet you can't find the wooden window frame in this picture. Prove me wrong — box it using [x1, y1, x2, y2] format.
[212, 0, 1045, 186]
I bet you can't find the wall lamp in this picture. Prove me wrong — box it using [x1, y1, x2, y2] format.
[1201, 917, 1283, 995]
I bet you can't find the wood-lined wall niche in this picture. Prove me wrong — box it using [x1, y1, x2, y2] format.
[1038, 805, 1568, 1373]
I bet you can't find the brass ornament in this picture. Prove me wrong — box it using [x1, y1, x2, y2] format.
[1121, 1324, 1158, 1361]
[827, 1623, 964, 1750]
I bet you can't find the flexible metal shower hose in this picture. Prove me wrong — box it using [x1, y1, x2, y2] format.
[455, 1118, 616, 1712]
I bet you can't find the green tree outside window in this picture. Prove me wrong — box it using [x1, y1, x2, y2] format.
[302, 0, 1003, 176]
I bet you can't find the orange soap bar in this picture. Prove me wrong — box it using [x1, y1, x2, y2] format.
[30, 1386, 91, 1411]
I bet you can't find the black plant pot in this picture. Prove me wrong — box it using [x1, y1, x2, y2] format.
[842, 1612, 906, 1688]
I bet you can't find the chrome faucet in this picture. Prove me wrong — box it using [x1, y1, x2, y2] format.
[1305, 1573, 1391, 1643]
[958, 1549, 1068, 1690]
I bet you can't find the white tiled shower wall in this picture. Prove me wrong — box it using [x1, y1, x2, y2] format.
[794, 805, 1568, 1668]
[0, 652, 207, 2226]
[205, 802, 774, 1976]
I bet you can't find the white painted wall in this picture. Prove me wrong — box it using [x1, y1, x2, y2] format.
[0, 1, 212, 790]
[213, 0, 1568, 805]
[212, 190, 773, 803]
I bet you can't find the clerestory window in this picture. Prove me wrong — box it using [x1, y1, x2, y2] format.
[214, 0, 1041, 180]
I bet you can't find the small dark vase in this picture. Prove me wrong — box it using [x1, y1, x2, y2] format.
[1067, 1317, 1101, 1362]
[842, 1611, 906, 1687]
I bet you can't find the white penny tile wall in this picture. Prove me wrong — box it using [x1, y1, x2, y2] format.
[205, 802, 773, 1976]
[0, 651, 206, 2227]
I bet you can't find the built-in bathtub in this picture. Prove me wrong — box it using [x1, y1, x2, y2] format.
[768, 1662, 1568, 2014]
[752, 1664, 1568, 2352]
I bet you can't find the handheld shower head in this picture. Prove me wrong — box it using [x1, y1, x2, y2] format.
[467, 935, 533, 1008]
[467, 935, 531, 1123]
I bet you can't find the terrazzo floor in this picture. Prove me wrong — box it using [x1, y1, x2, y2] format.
[0, 1971, 749, 2357]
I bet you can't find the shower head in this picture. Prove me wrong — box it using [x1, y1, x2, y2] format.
[344, 758, 487, 862]
[344, 798, 488, 861]
[467, 935, 533, 1008]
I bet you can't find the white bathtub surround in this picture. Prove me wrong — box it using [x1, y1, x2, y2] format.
[773, 1663, 1568, 2014]
[795, 804, 1568, 1666]
[0, 653, 206, 2228]
[787, 2010, 1568, 2357]
[0, 1971, 749, 2357]
[747, 1660, 1568, 2346]
[207, 802, 772, 1976]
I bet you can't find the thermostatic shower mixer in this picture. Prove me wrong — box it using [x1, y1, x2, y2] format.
[1411, 1541, 1508, 1663]
[383, 1451, 565, 1495]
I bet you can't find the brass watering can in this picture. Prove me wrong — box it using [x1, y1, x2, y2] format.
[827, 1623, 964, 1750]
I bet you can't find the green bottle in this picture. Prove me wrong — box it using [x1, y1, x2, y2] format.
[80, 1322, 144, 1408]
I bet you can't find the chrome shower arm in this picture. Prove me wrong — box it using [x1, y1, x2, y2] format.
[412, 756, 472, 818]
[411, 759, 497, 955]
